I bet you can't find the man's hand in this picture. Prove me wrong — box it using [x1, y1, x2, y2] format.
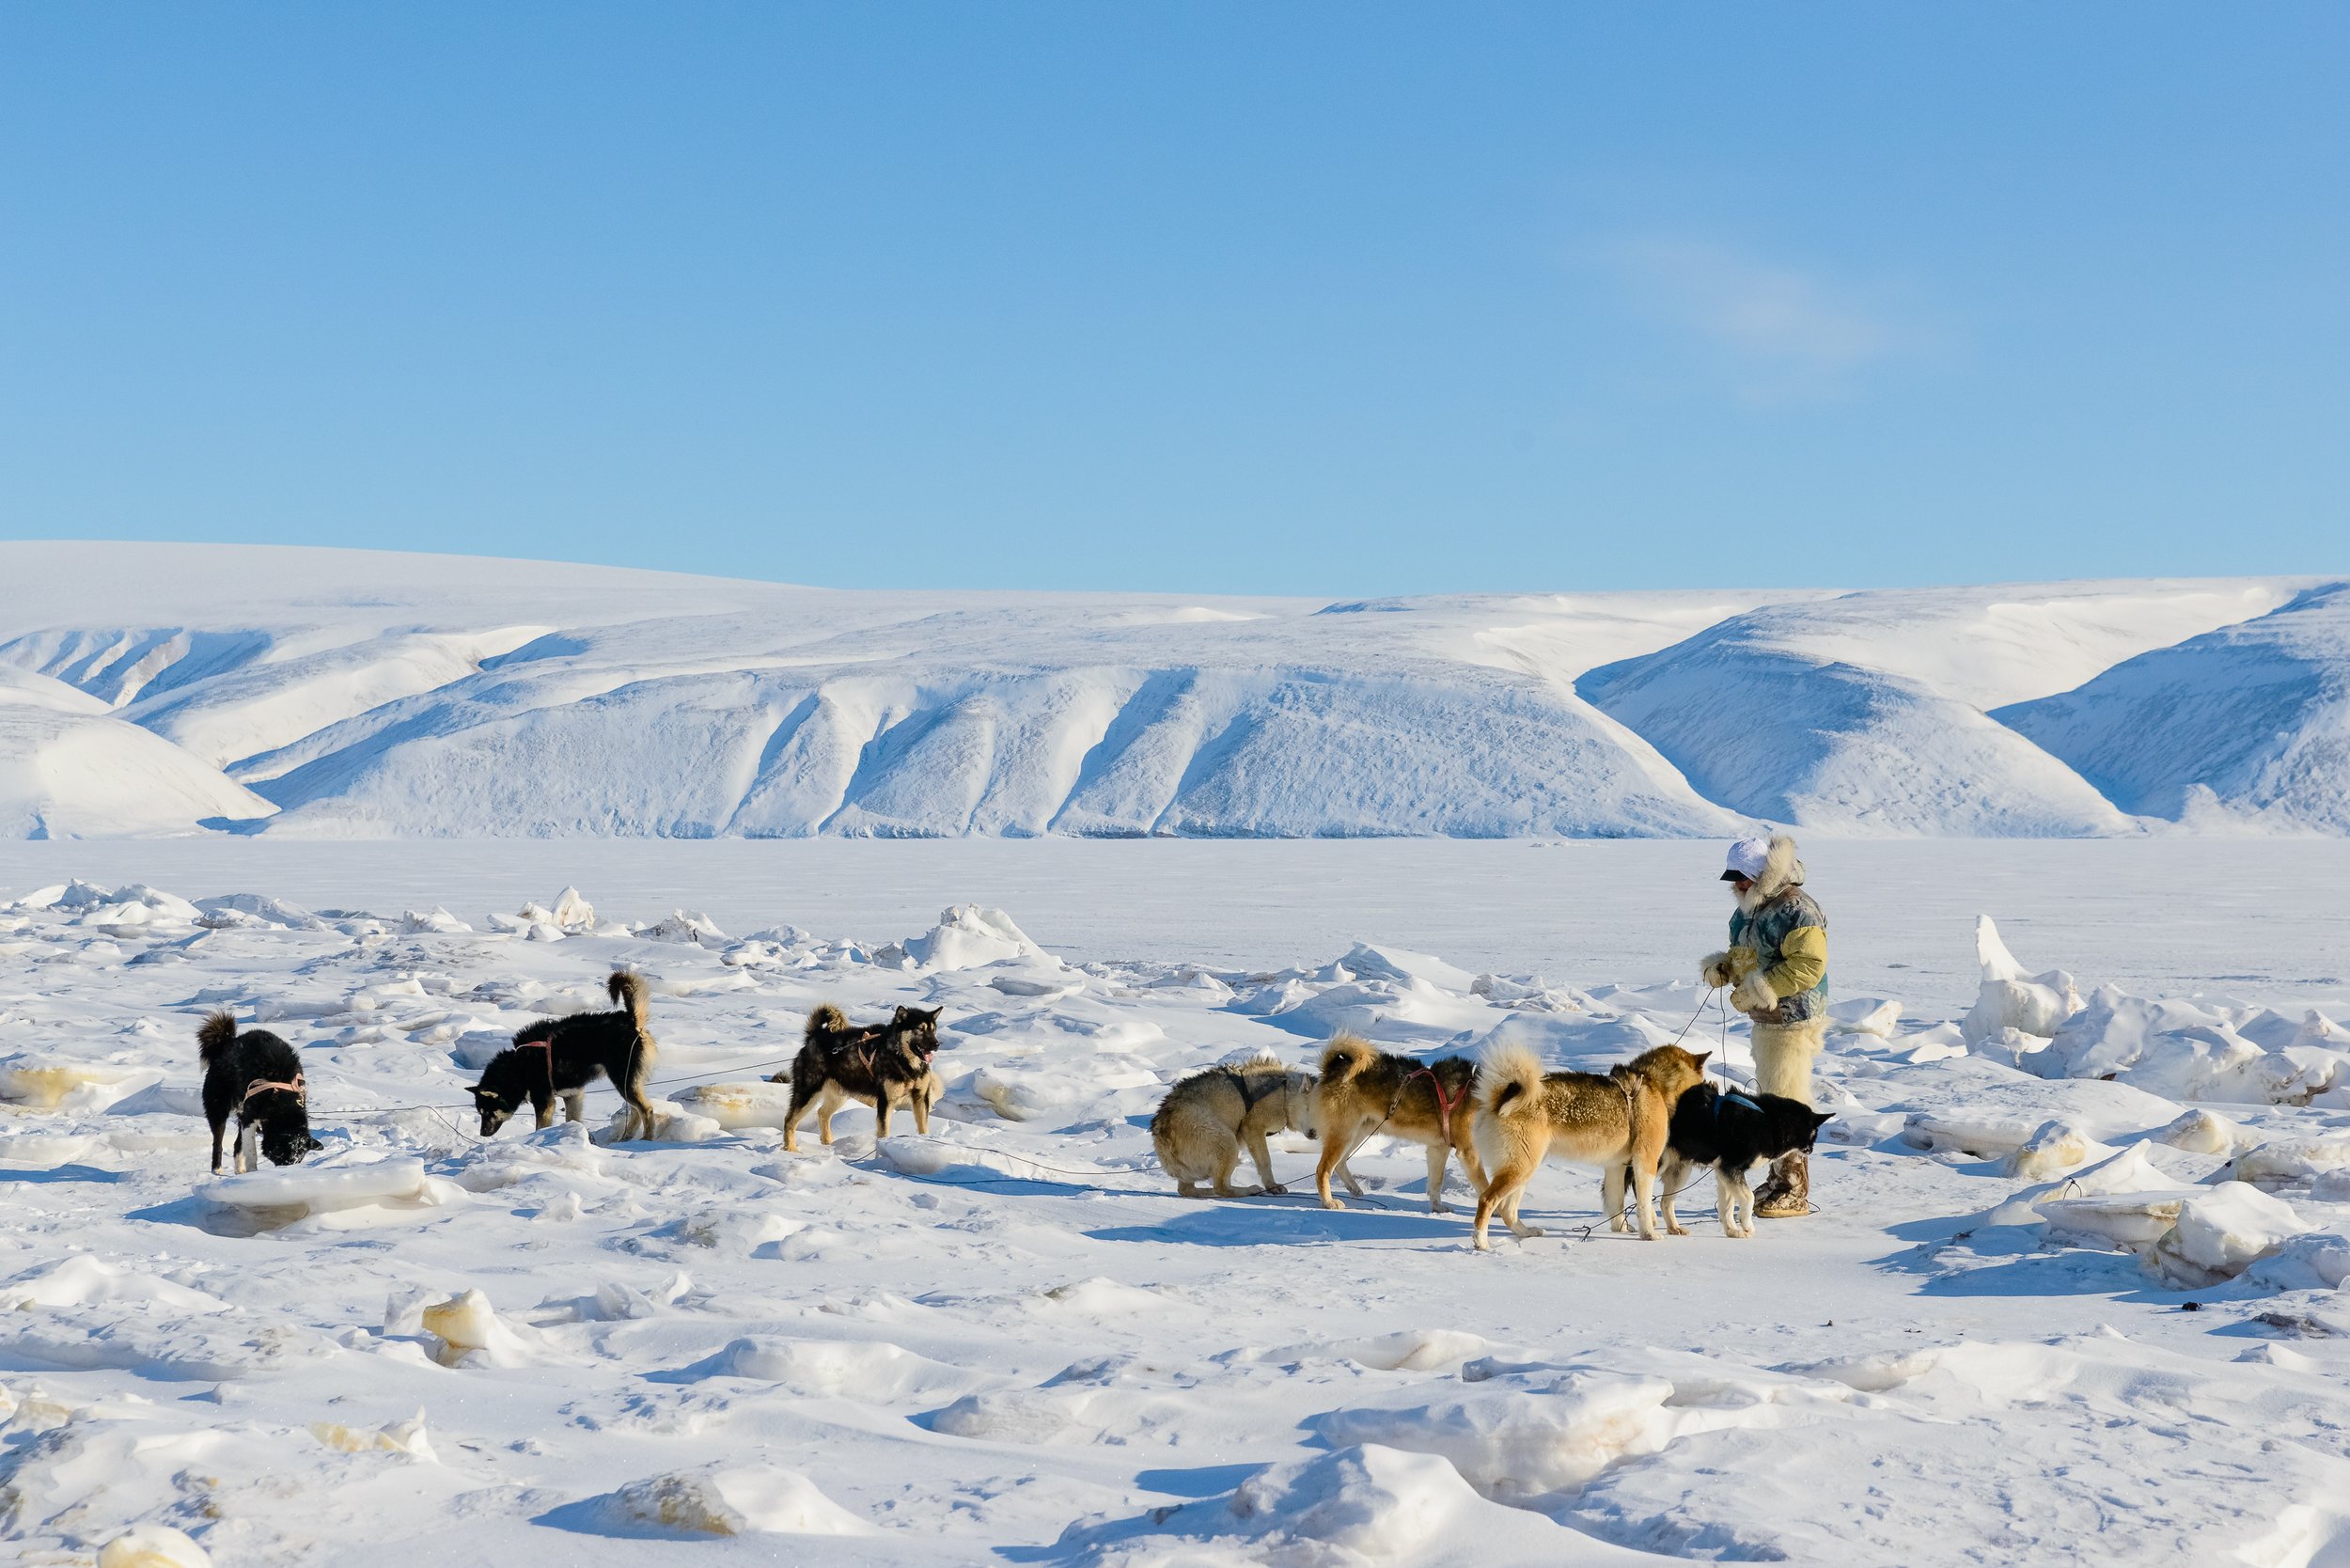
[1730, 970, 1778, 1015]
[1700, 948, 1760, 989]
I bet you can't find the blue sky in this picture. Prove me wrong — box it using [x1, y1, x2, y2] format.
[2, 4, 2344, 595]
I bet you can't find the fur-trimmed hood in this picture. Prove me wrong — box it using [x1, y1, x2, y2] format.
[1734, 834, 1804, 914]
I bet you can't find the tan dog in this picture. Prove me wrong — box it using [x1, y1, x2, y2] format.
[1150, 1059, 1319, 1199]
[1312, 1036, 1486, 1213]
[1468, 1043, 1711, 1249]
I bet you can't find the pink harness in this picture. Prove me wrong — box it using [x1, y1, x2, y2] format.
[242, 1073, 305, 1107]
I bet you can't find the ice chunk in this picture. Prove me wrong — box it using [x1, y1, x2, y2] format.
[2228, 1137, 2350, 1188]
[634, 909, 726, 946]
[0, 1134, 97, 1168]
[2247, 1231, 2350, 1293]
[670, 1081, 799, 1131]
[2001, 1120, 2112, 1181]
[601, 1099, 723, 1143]
[0, 1058, 164, 1112]
[551, 886, 596, 932]
[420, 1288, 539, 1368]
[903, 904, 1050, 970]
[195, 892, 323, 930]
[310, 1410, 436, 1459]
[99, 1526, 212, 1568]
[2037, 1192, 2187, 1248]
[1962, 917, 2080, 1043]
[399, 906, 472, 934]
[2155, 1107, 2248, 1154]
[198, 1159, 465, 1231]
[609, 1465, 873, 1536]
[2155, 1183, 2306, 1283]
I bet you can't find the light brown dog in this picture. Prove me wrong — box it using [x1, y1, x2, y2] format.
[1468, 1042, 1711, 1249]
[1150, 1059, 1319, 1199]
[1312, 1035, 1487, 1213]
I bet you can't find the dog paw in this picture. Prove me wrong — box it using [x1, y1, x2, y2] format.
[1319, 1197, 1345, 1211]
[1667, 1223, 1690, 1237]
[1512, 1225, 1546, 1239]
[1261, 1184, 1287, 1196]
[1429, 1200, 1453, 1215]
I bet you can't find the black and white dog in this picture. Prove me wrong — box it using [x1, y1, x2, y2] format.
[198, 1012, 322, 1173]
[1656, 1082, 1834, 1238]
[469, 971, 659, 1141]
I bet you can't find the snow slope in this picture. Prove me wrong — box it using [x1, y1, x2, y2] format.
[1575, 581, 2307, 836]
[1, 855, 2347, 1564]
[1998, 583, 2350, 832]
[0, 543, 2341, 839]
[0, 666, 276, 839]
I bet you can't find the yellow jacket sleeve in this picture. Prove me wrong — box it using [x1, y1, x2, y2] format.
[1764, 924, 1827, 998]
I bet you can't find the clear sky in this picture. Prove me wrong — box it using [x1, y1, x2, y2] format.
[3, 4, 2344, 596]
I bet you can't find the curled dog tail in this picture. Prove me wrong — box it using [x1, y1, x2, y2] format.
[1477, 1043, 1544, 1121]
[608, 970, 650, 1028]
[197, 1011, 238, 1064]
[1472, 1042, 1546, 1175]
[806, 1002, 847, 1043]
[1317, 1033, 1379, 1087]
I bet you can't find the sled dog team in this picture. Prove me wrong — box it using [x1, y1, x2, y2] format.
[198, 975, 942, 1174]
[200, 832, 1829, 1243]
[1147, 1034, 1829, 1245]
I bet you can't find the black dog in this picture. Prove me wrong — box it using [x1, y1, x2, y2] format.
[772, 1004, 942, 1152]
[470, 971, 659, 1141]
[198, 1012, 322, 1173]
[1654, 1082, 1833, 1237]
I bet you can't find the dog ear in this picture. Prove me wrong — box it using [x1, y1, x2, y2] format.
[1811, 1109, 1835, 1127]
[305, 1135, 324, 1152]
[1689, 1051, 1710, 1068]
[920, 1008, 941, 1024]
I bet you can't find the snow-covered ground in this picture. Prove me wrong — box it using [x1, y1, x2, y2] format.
[2, 841, 2347, 1565]
[6, 542, 2346, 839]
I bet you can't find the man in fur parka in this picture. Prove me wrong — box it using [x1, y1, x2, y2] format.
[1701, 833, 1829, 1217]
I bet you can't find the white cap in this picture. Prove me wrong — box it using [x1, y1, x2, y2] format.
[1722, 837, 1771, 881]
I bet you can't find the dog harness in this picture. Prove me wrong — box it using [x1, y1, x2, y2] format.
[1396, 1065, 1465, 1131]
[1222, 1067, 1287, 1115]
[242, 1073, 305, 1107]
[520, 1037, 556, 1097]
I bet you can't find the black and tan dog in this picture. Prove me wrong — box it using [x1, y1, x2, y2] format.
[1655, 1083, 1834, 1238]
[1312, 1035, 1486, 1213]
[199, 1012, 322, 1173]
[1469, 1043, 1712, 1249]
[469, 971, 658, 1141]
[772, 1004, 943, 1152]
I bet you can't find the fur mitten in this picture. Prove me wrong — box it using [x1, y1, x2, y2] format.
[1701, 948, 1760, 989]
[1730, 969, 1779, 1015]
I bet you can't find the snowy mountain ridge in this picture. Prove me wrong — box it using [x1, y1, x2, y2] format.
[0, 542, 2342, 839]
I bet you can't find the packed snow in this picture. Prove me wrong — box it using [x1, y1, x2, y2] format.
[1, 846, 2347, 1564]
[4, 543, 2345, 839]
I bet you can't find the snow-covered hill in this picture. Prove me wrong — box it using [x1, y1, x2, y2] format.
[1998, 583, 2350, 833]
[0, 542, 2342, 839]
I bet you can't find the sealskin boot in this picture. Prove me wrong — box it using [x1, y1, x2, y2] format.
[1753, 1151, 1809, 1218]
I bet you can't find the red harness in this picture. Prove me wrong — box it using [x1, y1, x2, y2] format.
[520, 1038, 556, 1097]
[1402, 1066, 1464, 1131]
